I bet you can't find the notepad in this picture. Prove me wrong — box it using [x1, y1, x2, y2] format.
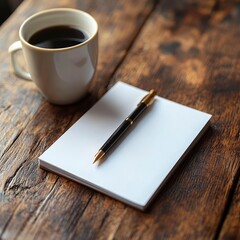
[39, 81, 212, 210]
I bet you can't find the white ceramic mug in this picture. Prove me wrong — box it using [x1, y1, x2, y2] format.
[9, 8, 98, 105]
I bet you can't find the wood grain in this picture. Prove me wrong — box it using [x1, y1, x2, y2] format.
[0, 0, 240, 239]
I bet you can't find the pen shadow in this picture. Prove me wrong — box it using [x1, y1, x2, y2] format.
[96, 105, 153, 167]
[90, 96, 129, 122]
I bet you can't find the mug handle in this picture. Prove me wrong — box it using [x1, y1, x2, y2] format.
[8, 41, 32, 81]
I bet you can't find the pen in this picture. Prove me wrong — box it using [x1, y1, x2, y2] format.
[93, 89, 157, 164]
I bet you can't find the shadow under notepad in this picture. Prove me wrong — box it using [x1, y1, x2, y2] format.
[90, 95, 128, 122]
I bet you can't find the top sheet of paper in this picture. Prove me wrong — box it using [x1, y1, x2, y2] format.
[39, 81, 211, 210]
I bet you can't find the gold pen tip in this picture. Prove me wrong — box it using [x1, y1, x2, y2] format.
[93, 150, 105, 164]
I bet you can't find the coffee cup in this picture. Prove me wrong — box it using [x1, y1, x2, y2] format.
[9, 8, 98, 105]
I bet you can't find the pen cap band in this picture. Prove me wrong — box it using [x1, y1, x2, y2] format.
[139, 89, 156, 107]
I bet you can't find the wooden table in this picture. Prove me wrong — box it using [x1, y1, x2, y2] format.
[0, 0, 239, 239]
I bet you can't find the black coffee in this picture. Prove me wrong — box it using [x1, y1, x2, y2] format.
[29, 25, 89, 49]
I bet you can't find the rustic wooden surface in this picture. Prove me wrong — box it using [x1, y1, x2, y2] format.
[0, 0, 239, 239]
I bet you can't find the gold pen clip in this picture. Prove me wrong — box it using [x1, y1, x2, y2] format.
[139, 89, 156, 107]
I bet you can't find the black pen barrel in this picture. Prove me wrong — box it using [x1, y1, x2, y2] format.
[101, 103, 147, 153]
[128, 102, 146, 121]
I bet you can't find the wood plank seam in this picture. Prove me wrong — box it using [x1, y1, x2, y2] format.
[107, 0, 160, 90]
[213, 164, 240, 240]
[96, 208, 128, 240]
[27, 176, 60, 224]
[0, 128, 24, 164]
[0, 198, 22, 238]
[67, 195, 95, 239]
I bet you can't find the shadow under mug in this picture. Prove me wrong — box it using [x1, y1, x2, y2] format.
[9, 8, 98, 105]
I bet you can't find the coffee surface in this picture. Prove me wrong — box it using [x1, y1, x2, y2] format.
[29, 25, 89, 49]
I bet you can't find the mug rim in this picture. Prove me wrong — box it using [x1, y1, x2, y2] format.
[19, 8, 98, 52]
